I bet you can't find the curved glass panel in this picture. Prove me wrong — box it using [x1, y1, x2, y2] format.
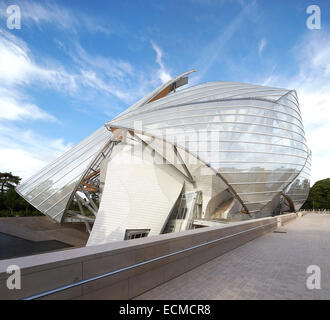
[18, 78, 311, 223]
[116, 82, 291, 121]
[109, 81, 311, 216]
[16, 126, 112, 222]
[284, 152, 311, 211]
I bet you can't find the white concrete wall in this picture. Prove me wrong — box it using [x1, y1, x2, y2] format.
[87, 141, 184, 245]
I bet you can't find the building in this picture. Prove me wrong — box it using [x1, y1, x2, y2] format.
[16, 70, 311, 246]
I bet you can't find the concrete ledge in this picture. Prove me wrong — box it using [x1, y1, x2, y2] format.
[0, 213, 299, 300]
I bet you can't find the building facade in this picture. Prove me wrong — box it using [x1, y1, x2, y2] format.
[16, 70, 311, 245]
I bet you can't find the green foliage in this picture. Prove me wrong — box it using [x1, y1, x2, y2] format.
[301, 178, 330, 210]
[0, 172, 42, 217]
[68, 199, 94, 217]
[0, 210, 43, 217]
[0, 172, 21, 194]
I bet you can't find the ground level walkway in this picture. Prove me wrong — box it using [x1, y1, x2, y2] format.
[135, 213, 330, 300]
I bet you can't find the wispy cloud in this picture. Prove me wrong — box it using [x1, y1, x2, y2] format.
[0, 29, 61, 124]
[67, 41, 139, 103]
[0, 88, 56, 121]
[0, 0, 111, 34]
[190, 0, 257, 83]
[0, 123, 71, 179]
[0, 29, 77, 91]
[258, 38, 267, 55]
[151, 41, 171, 83]
[74, 42, 134, 80]
[0, 27, 151, 107]
[0, 27, 64, 177]
[0, 14, 175, 180]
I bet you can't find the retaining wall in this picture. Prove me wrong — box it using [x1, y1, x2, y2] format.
[0, 212, 300, 300]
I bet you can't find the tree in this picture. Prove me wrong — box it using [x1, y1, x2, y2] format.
[0, 172, 21, 194]
[302, 178, 330, 210]
[4, 187, 19, 216]
[0, 171, 42, 217]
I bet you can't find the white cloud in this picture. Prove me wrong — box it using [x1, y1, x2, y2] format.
[0, 123, 72, 180]
[73, 42, 133, 80]
[290, 33, 330, 186]
[151, 41, 172, 83]
[0, 5, 179, 181]
[0, 29, 77, 91]
[51, 38, 160, 104]
[68, 42, 141, 103]
[0, 29, 63, 124]
[0, 28, 169, 181]
[0, 87, 56, 122]
[0, 97, 55, 121]
[0, 27, 139, 109]
[0, 148, 47, 180]
[0, 13, 173, 108]
[0, 29, 59, 124]
[262, 31, 330, 185]
[0, 28, 70, 179]
[258, 38, 267, 55]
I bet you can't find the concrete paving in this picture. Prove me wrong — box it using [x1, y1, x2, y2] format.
[0, 216, 89, 247]
[135, 214, 330, 300]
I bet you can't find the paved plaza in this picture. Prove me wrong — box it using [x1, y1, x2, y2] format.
[135, 214, 330, 300]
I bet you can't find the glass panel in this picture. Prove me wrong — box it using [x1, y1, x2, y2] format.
[117, 98, 303, 128]
[102, 81, 311, 217]
[284, 160, 311, 211]
[16, 126, 112, 222]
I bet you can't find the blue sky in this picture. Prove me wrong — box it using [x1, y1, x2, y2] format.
[0, 0, 329, 184]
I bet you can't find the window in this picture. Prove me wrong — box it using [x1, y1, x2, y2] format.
[125, 229, 150, 240]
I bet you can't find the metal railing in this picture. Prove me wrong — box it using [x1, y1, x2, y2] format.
[23, 220, 277, 300]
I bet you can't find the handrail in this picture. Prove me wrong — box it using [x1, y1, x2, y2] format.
[22, 220, 277, 300]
